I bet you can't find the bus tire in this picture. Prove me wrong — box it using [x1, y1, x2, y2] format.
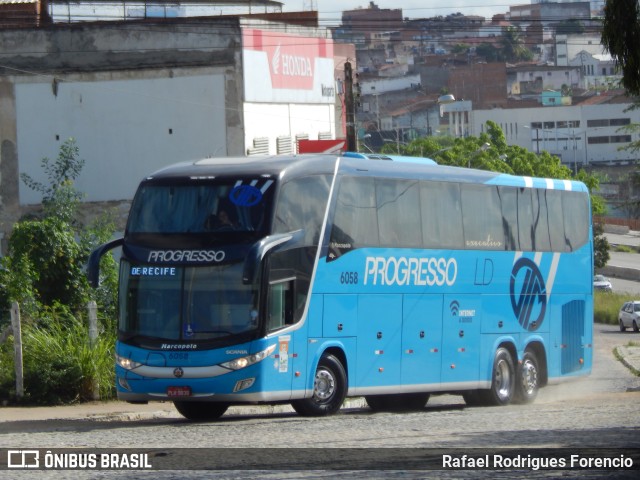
[365, 393, 430, 412]
[291, 354, 347, 417]
[513, 350, 539, 404]
[462, 390, 482, 407]
[477, 347, 515, 406]
[173, 401, 229, 421]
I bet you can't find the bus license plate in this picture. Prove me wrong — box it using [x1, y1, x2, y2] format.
[167, 386, 192, 397]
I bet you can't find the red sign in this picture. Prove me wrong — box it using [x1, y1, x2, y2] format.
[243, 29, 333, 91]
[298, 139, 346, 154]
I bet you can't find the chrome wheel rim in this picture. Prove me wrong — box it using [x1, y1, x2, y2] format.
[314, 368, 336, 403]
[521, 359, 538, 395]
[495, 358, 512, 401]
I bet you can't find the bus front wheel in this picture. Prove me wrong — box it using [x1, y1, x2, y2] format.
[291, 354, 347, 417]
[173, 401, 229, 421]
[477, 347, 515, 406]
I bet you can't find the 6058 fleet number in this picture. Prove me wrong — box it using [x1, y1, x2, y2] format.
[340, 272, 358, 284]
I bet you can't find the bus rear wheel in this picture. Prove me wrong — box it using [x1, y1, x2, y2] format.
[173, 401, 229, 421]
[514, 350, 540, 404]
[477, 347, 515, 406]
[291, 354, 347, 417]
[365, 393, 430, 412]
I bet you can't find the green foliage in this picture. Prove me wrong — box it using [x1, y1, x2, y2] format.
[452, 43, 471, 54]
[601, 0, 640, 96]
[0, 139, 119, 404]
[8, 217, 85, 308]
[20, 139, 85, 223]
[500, 26, 534, 62]
[594, 290, 635, 326]
[476, 43, 499, 62]
[556, 19, 585, 35]
[613, 244, 637, 253]
[593, 223, 610, 269]
[0, 310, 116, 405]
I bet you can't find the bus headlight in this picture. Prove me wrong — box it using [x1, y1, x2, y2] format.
[116, 354, 143, 371]
[221, 344, 276, 371]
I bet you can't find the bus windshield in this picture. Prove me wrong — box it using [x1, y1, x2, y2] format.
[127, 182, 272, 234]
[119, 260, 259, 342]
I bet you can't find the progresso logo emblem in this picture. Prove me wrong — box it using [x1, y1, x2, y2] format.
[510, 257, 547, 331]
[228, 179, 274, 207]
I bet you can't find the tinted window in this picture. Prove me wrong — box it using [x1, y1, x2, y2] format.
[461, 185, 504, 250]
[274, 175, 331, 244]
[545, 190, 568, 251]
[329, 176, 589, 254]
[531, 188, 552, 251]
[498, 187, 518, 250]
[377, 178, 421, 247]
[421, 181, 464, 249]
[331, 176, 379, 248]
[127, 181, 273, 234]
[563, 190, 590, 250]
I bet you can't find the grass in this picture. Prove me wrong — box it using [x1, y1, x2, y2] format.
[612, 244, 639, 253]
[594, 290, 637, 325]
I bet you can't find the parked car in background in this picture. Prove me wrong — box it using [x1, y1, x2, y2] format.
[594, 274, 613, 292]
[619, 301, 640, 332]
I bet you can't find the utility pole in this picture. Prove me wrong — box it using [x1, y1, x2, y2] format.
[344, 61, 356, 152]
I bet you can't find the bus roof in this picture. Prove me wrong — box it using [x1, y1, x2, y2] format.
[140, 155, 588, 193]
[343, 152, 437, 165]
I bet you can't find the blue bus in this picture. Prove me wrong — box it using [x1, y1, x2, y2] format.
[88, 154, 593, 420]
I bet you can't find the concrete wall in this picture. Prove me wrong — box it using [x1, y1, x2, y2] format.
[0, 18, 245, 246]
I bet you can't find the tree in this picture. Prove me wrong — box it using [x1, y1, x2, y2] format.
[1, 138, 117, 317]
[499, 26, 533, 63]
[20, 138, 85, 223]
[476, 43, 499, 63]
[555, 19, 585, 35]
[601, 0, 640, 96]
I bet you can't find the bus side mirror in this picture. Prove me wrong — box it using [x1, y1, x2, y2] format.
[242, 230, 304, 285]
[86, 237, 124, 288]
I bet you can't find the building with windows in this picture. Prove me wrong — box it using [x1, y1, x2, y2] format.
[472, 93, 640, 171]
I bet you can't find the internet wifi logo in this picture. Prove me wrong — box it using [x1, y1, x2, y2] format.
[449, 300, 460, 317]
[510, 257, 547, 331]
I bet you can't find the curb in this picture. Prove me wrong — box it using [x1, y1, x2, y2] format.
[614, 345, 640, 377]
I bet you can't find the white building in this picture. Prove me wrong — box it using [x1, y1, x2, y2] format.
[472, 95, 640, 171]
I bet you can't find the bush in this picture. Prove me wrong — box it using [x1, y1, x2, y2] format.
[0, 307, 116, 406]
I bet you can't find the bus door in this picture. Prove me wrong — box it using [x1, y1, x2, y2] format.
[356, 294, 402, 388]
[441, 294, 482, 384]
[263, 274, 297, 397]
[401, 294, 443, 386]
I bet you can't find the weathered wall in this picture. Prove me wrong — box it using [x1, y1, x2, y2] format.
[0, 18, 245, 251]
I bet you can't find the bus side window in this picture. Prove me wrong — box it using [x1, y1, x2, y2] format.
[267, 279, 294, 332]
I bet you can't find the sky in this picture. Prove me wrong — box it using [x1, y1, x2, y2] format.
[279, 1, 521, 23]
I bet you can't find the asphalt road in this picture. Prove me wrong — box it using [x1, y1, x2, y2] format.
[1, 325, 638, 479]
